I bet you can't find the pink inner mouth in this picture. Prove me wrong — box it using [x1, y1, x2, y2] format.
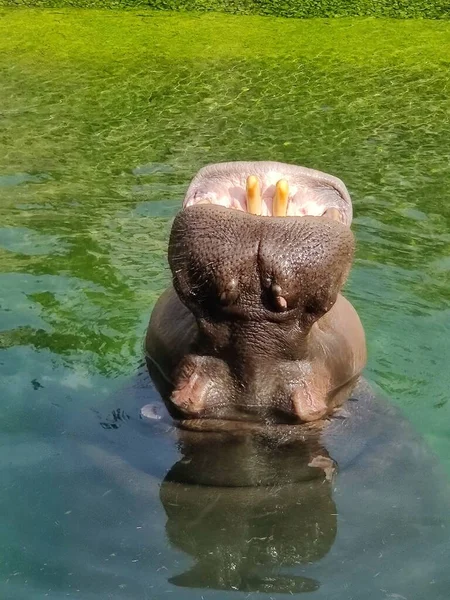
[183, 161, 353, 224]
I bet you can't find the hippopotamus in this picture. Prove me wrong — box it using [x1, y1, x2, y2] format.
[137, 161, 450, 597]
[146, 161, 366, 426]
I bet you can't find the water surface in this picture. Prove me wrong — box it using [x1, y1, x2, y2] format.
[1, 9, 450, 599]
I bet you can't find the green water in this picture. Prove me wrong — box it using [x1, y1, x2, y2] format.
[1, 9, 450, 599]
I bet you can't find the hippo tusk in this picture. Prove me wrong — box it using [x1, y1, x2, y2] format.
[246, 175, 262, 215]
[273, 179, 289, 217]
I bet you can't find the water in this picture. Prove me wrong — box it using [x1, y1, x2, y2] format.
[1, 9, 450, 599]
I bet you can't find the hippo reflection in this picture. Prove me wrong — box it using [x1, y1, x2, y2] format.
[160, 422, 337, 593]
[140, 162, 450, 596]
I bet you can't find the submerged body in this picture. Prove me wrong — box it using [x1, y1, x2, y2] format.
[78, 371, 450, 598]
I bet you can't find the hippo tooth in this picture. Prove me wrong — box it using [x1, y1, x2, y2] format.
[322, 207, 343, 222]
[273, 178, 289, 217]
[246, 175, 262, 215]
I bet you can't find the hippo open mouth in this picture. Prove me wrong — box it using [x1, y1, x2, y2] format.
[146, 161, 366, 428]
[183, 161, 353, 224]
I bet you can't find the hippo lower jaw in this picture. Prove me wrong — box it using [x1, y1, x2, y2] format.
[146, 161, 366, 427]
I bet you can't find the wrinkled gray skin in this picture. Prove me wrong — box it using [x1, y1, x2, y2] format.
[131, 162, 450, 595]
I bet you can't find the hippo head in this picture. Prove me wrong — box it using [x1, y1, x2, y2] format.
[148, 161, 364, 427]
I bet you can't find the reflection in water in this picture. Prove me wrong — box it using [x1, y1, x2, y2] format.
[132, 378, 450, 598]
[162, 481, 330, 593]
[160, 428, 337, 593]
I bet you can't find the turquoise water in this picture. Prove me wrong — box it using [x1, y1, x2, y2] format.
[1, 9, 450, 599]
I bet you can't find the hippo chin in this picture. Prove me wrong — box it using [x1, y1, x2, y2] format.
[146, 161, 366, 428]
